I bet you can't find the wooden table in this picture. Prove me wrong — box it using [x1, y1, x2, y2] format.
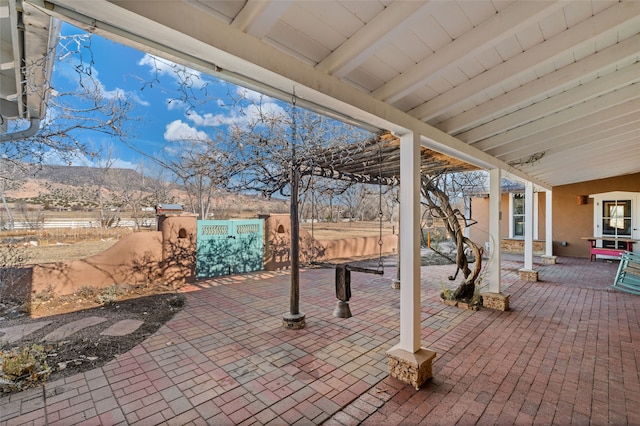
[582, 237, 638, 262]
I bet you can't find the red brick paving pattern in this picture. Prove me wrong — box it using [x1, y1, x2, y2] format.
[1, 255, 639, 425]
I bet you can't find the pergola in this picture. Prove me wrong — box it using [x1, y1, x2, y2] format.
[3, 0, 639, 388]
[309, 131, 478, 186]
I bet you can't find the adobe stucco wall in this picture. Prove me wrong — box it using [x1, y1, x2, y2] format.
[263, 214, 398, 271]
[27, 213, 395, 299]
[553, 172, 640, 258]
[29, 215, 197, 297]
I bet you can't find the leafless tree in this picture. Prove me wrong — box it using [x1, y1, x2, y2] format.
[223, 92, 375, 325]
[3, 33, 136, 166]
[162, 136, 237, 220]
[421, 171, 487, 302]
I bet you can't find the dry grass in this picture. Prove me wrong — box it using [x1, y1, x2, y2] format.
[23, 240, 120, 265]
[301, 221, 397, 240]
[11, 221, 399, 266]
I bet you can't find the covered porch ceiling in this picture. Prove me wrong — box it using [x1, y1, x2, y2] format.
[12, 1, 640, 190]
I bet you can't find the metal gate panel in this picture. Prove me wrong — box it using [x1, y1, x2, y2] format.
[196, 219, 264, 279]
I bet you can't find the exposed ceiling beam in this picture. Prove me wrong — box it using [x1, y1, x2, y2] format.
[458, 61, 640, 144]
[372, 1, 566, 104]
[532, 140, 640, 177]
[231, 0, 292, 38]
[408, 1, 640, 121]
[502, 112, 640, 163]
[315, 1, 436, 78]
[438, 33, 640, 134]
[474, 87, 640, 152]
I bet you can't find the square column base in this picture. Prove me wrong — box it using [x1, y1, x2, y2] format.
[283, 313, 306, 329]
[540, 255, 557, 264]
[519, 268, 539, 282]
[387, 346, 436, 390]
[482, 292, 510, 311]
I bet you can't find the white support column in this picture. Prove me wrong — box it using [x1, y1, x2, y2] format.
[488, 168, 502, 294]
[397, 131, 420, 354]
[387, 132, 436, 390]
[519, 181, 539, 281]
[524, 181, 534, 271]
[484, 168, 510, 311]
[541, 190, 557, 264]
[546, 190, 553, 256]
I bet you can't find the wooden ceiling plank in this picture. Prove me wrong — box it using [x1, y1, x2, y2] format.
[439, 33, 640, 134]
[315, 1, 434, 78]
[487, 98, 640, 158]
[501, 112, 640, 163]
[372, 1, 566, 104]
[474, 87, 640, 152]
[231, 0, 292, 37]
[408, 1, 640, 121]
[458, 60, 640, 143]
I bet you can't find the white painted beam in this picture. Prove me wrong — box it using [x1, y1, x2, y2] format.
[373, 1, 565, 104]
[501, 111, 640, 163]
[487, 96, 640, 158]
[458, 61, 640, 144]
[476, 87, 640, 152]
[316, 1, 434, 78]
[438, 33, 640, 134]
[231, 0, 292, 38]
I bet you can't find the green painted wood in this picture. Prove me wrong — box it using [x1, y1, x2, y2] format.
[196, 219, 264, 279]
[613, 252, 640, 295]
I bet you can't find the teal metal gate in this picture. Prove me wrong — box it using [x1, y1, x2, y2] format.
[196, 219, 264, 279]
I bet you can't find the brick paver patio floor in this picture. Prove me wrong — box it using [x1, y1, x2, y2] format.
[2, 254, 639, 425]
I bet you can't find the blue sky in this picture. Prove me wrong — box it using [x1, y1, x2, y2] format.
[49, 23, 286, 170]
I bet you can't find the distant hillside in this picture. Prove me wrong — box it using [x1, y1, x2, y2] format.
[13, 163, 157, 192]
[1, 162, 289, 217]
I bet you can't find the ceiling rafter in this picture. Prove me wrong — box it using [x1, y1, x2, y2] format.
[501, 112, 640, 163]
[438, 33, 640, 134]
[407, 1, 640, 122]
[372, 1, 565, 104]
[474, 88, 640, 152]
[231, 0, 291, 38]
[458, 61, 640, 144]
[532, 141, 640, 177]
[315, 1, 435, 78]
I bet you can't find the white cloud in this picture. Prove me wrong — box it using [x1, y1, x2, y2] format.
[41, 149, 138, 169]
[164, 119, 210, 142]
[138, 54, 208, 90]
[54, 60, 149, 106]
[186, 101, 286, 128]
[167, 98, 187, 111]
[236, 87, 267, 103]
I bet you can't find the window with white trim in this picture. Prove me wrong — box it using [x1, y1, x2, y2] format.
[512, 193, 525, 238]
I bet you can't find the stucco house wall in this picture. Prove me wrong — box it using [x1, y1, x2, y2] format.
[469, 172, 640, 259]
[469, 193, 547, 255]
[552, 172, 640, 258]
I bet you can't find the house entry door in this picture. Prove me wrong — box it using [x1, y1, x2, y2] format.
[196, 219, 264, 279]
[593, 192, 639, 254]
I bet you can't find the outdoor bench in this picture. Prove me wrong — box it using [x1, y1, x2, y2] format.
[613, 252, 640, 295]
[583, 237, 638, 262]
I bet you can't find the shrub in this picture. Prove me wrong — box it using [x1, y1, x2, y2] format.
[96, 285, 117, 305]
[0, 344, 51, 394]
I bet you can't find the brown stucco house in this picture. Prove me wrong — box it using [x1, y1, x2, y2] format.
[469, 172, 640, 261]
